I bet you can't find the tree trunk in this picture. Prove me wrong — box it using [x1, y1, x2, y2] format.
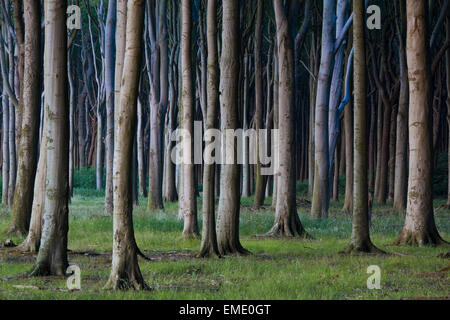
[137, 98, 147, 197]
[253, 0, 265, 209]
[7, 0, 41, 235]
[8, 34, 17, 207]
[105, 0, 116, 211]
[311, 0, 336, 219]
[342, 101, 353, 213]
[216, 0, 248, 255]
[445, 17, 450, 208]
[1, 54, 9, 206]
[199, 0, 220, 258]
[105, 0, 149, 290]
[266, 0, 308, 238]
[31, 0, 70, 276]
[393, 10, 408, 211]
[395, 0, 446, 246]
[344, 0, 383, 254]
[179, 0, 199, 238]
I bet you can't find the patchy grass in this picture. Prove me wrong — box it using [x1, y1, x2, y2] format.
[0, 189, 448, 300]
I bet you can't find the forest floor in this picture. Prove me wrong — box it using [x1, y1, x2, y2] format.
[0, 189, 448, 300]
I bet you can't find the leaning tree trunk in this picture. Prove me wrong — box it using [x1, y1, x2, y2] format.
[199, 0, 220, 258]
[343, 0, 383, 254]
[395, 0, 446, 246]
[31, 0, 70, 276]
[216, 0, 248, 255]
[105, 0, 149, 290]
[266, 0, 308, 238]
[311, 0, 336, 219]
[179, 0, 199, 238]
[7, 0, 41, 235]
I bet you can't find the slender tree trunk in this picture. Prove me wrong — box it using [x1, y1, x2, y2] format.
[272, 45, 279, 209]
[344, 0, 383, 254]
[342, 101, 353, 213]
[445, 18, 450, 208]
[106, 0, 127, 215]
[199, 0, 220, 258]
[8, 34, 17, 207]
[31, 0, 69, 276]
[394, 12, 408, 211]
[7, 0, 41, 235]
[395, 0, 446, 246]
[253, 0, 266, 209]
[1, 52, 9, 206]
[266, 0, 308, 238]
[179, 0, 198, 238]
[105, 0, 149, 290]
[312, 0, 336, 219]
[105, 0, 116, 210]
[137, 98, 147, 197]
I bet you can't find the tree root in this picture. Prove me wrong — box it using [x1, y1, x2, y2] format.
[394, 230, 448, 247]
[340, 240, 386, 255]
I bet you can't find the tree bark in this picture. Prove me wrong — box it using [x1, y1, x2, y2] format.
[311, 0, 336, 219]
[179, 0, 199, 238]
[31, 0, 70, 276]
[105, 0, 116, 207]
[199, 0, 220, 258]
[342, 101, 353, 213]
[104, 0, 149, 290]
[7, 0, 41, 235]
[266, 0, 308, 238]
[216, 0, 248, 255]
[395, 0, 446, 246]
[344, 0, 383, 254]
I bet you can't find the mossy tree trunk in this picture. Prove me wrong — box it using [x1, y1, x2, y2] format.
[7, 0, 42, 236]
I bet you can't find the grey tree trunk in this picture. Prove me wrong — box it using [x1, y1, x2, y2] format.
[266, 0, 308, 238]
[179, 0, 199, 238]
[311, 0, 336, 219]
[105, 0, 116, 206]
[199, 0, 220, 258]
[7, 0, 41, 235]
[216, 0, 248, 255]
[31, 0, 70, 276]
[105, 0, 149, 290]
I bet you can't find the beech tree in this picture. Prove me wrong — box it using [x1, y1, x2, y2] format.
[105, 0, 149, 290]
[265, 0, 308, 238]
[198, 0, 220, 258]
[343, 0, 383, 254]
[395, 0, 446, 246]
[6, 0, 41, 236]
[216, 0, 248, 255]
[179, 0, 199, 238]
[31, 0, 70, 276]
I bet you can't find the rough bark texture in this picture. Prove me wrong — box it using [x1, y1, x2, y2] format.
[216, 0, 248, 255]
[105, 0, 149, 290]
[199, 0, 220, 258]
[7, 0, 42, 235]
[343, 0, 383, 254]
[179, 0, 199, 238]
[31, 0, 70, 276]
[395, 0, 446, 247]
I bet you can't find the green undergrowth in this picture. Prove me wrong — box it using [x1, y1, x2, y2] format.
[0, 189, 448, 300]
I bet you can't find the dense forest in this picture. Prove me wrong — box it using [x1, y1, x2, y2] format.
[0, 0, 448, 299]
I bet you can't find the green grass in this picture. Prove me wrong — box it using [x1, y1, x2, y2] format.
[0, 189, 448, 300]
